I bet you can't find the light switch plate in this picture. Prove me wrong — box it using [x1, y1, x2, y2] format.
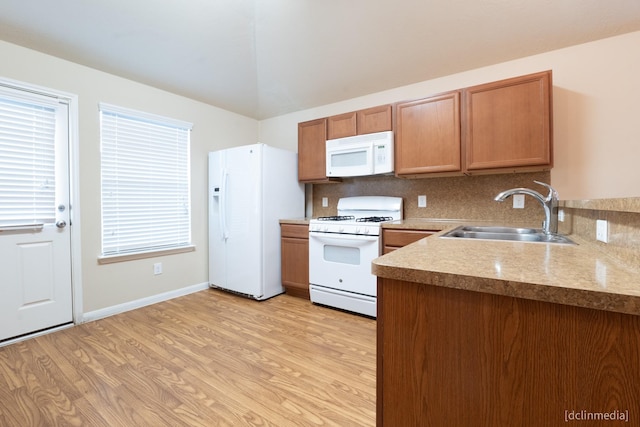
[322, 197, 328, 207]
[513, 194, 525, 209]
[596, 219, 608, 243]
[418, 195, 427, 208]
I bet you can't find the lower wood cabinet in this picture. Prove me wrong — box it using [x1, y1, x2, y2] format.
[382, 228, 436, 254]
[377, 278, 640, 426]
[280, 223, 309, 299]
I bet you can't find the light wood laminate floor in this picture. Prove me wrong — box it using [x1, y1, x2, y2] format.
[0, 289, 376, 426]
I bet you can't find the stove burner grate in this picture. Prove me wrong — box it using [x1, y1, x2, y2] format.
[356, 216, 394, 223]
[316, 215, 355, 221]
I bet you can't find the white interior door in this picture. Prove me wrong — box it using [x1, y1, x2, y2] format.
[0, 85, 73, 342]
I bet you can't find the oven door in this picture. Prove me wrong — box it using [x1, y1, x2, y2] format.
[308, 231, 380, 296]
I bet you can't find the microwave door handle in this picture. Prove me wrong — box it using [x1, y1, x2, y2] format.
[367, 143, 375, 174]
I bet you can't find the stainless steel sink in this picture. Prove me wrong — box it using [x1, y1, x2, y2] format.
[440, 225, 576, 245]
[457, 226, 539, 234]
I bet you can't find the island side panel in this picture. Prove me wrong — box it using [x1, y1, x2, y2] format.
[377, 277, 640, 427]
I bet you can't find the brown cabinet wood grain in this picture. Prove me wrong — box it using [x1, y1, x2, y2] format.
[464, 70, 552, 172]
[395, 91, 462, 176]
[377, 278, 640, 426]
[298, 118, 330, 183]
[327, 104, 392, 140]
[394, 71, 552, 178]
[357, 104, 392, 135]
[327, 112, 357, 139]
[382, 228, 435, 254]
[280, 224, 309, 299]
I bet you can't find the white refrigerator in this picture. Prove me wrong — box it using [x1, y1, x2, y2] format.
[208, 143, 304, 300]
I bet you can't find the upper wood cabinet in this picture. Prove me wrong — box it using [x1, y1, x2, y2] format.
[327, 112, 357, 139]
[394, 71, 552, 178]
[464, 71, 552, 172]
[357, 104, 393, 135]
[298, 118, 330, 183]
[327, 104, 392, 140]
[298, 71, 552, 181]
[395, 91, 462, 176]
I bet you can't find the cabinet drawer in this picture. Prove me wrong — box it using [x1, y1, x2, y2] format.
[383, 229, 435, 247]
[281, 223, 309, 239]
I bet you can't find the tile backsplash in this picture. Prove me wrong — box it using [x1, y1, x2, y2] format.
[560, 199, 640, 268]
[312, 171, 552, 226]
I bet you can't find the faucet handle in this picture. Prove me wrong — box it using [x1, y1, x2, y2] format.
[533, 181, 558, 202]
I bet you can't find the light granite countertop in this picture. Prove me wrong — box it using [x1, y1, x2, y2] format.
[373, 222, 640, 316]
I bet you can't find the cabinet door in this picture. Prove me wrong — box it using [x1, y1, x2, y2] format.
[464, 71, 552, 171]
[298, 118, 328, 182]
[281, 230, 309, 299]
[327, 112, 357, 140]
[395, 92, 461, 176]
[357, 104, 392, 135]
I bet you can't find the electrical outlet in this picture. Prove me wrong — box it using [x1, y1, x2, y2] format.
[418, 195, 427, 208]
[558, 209, 565, 222]
[596, 219, 608, 243]
[322, 197, 328, 207]
[512, 194, 525, 209]
[153, 262, 162, 275]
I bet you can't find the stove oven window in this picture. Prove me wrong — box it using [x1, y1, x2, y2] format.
[324, 245, 359, 265]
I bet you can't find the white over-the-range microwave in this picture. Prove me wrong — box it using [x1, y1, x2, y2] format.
[325, 130, 394, 178]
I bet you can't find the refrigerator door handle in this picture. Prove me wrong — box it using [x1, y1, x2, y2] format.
[220, 169, 229, 240]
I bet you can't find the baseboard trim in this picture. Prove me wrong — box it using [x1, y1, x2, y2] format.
[81, 282, 209, 324]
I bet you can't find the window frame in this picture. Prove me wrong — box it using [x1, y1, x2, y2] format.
[98, 103, 194, 263]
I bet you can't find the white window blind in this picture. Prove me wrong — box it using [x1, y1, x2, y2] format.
[100, 103, 192, 257]
[0, 95, 57, 226]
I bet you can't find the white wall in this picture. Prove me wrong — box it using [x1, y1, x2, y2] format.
[260, 31, 640, 201]
[0, 40, 259, 313]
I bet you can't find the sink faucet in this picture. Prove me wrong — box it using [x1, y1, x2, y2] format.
[494, 181, 559, 235]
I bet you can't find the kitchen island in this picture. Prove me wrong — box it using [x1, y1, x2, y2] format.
[373, 227, 640, 426]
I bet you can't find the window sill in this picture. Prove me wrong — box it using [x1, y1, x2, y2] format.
[98, 245, 196, 265]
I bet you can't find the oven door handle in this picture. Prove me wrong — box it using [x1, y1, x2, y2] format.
[309, 232, 379, 245]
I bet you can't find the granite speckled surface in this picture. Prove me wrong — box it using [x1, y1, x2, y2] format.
[373, 226, 640, 316]
[562, 197, 640, 213]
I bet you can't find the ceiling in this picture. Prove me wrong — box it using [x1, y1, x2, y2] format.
[1, 0, 640, 120]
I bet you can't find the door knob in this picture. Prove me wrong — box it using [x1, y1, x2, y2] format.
[56, 220, 67, 229]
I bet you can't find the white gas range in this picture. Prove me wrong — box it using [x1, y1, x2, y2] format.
[308, 196, 403, 317]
